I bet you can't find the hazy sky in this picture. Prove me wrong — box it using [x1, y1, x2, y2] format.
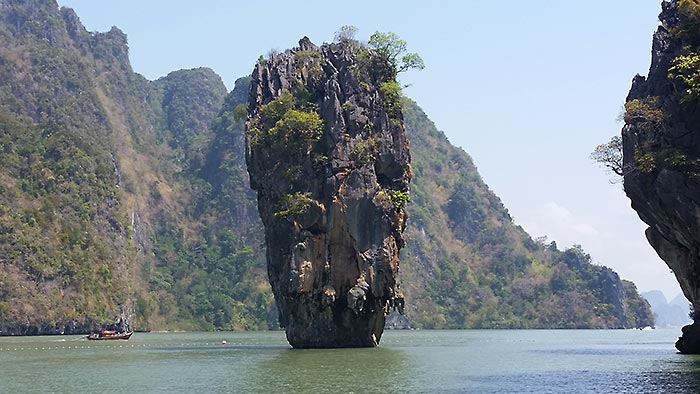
[56, 0, 681, 300]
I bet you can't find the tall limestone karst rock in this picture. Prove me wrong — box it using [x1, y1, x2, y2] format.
[245, 37, 411, 347]
[622, 0, 700, 352]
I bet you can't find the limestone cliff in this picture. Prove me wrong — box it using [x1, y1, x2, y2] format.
[0, 0, 239, 334]
[245, 37, 411, 348]
[622, 0, 700, 352]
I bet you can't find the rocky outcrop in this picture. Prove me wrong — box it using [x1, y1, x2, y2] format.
[0, 319, 97, 336]
[245, 37, 411, 348]
[622, 0, 700, 352]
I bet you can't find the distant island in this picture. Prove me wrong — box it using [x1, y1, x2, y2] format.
[642, 291, 691, 327]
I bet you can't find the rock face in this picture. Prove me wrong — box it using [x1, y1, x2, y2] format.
[245, 37, 411, 348]
[622, 1, 700, 352]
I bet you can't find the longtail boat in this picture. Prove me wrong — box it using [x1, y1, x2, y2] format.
[87, 329, 133, 340]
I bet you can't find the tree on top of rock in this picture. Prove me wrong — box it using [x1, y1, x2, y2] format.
[368, 31, 425, 75]
[333, 26, 425, 79]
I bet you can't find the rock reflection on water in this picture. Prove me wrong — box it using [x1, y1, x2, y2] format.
[248, 347, 410, 394]
[244, 334, 700, 394]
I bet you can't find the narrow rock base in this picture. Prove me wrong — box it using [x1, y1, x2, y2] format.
[675, 324, 700, 354]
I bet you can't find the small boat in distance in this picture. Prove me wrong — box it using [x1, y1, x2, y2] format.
[87, 307, 134, 340]
[87, 329, 133, 340]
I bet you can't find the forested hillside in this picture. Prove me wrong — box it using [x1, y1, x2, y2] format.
[0, 0, 652, 334]
[0, 0, 272, 333]
[400, 100, 651, 328]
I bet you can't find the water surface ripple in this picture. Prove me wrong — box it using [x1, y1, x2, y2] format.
[0, 329, 697, 393]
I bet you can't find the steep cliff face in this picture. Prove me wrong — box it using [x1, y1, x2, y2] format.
[245, 38, 411, 347]
[622, 0, 700, 352]
[0, 0, 251, 334]
[0, 0, 144, 334]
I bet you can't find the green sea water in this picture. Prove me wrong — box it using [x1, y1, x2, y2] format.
[0, 328, 698, 393]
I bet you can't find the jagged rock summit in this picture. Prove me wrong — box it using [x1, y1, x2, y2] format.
[245, 37, 411, 348]
[622, 0, 700, 353]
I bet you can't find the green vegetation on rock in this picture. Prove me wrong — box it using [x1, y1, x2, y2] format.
[368, 31, 425, 75]
[674, 0, 700, 44]
[615, 0, 700, 351]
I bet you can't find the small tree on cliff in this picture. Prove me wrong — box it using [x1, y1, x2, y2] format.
[334, 25, 359, 43]
[590, 135, 624, 182]
[334, 27, 425, 78]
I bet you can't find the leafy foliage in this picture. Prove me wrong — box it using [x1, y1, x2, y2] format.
[389, 190, 410, 209]
[622, 280, 655, 328]
[351, 136, 379, 164]
[591, 136, 624, 177]
[674, 0, 700, 44]
[623, 97, 666, 124]
[379, 81, 404, 116]
[669, 53, 700, 100]
[665, 2, 700, 106]
[151, 67, 228, 169]
[0, 4, 275, 333]
[269, 109, 323, 143]
[260, 91, 295, 125]
[368, 31, 425, 74]
[633, 147, 657, 173]
[593, 96, 665, 180]
[275, 192, 314, 218]
[248, 90, 323, 150]
[234, 104, 247, 122]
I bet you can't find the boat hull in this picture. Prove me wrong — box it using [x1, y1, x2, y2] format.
[87, 331, 133, 340]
